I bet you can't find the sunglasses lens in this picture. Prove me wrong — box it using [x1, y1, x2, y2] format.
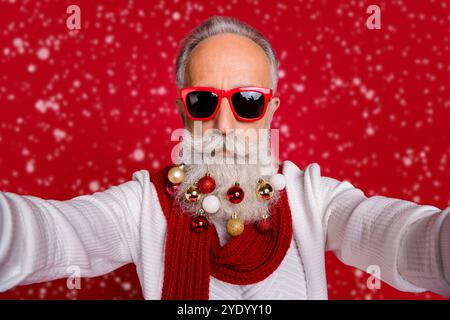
[186, 91, 218, 119]
[231, 91, 266, 119]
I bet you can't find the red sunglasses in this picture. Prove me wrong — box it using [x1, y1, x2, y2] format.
[180, 86, 273, 122]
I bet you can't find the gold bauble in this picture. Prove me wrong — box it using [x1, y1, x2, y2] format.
[226, 214, 244, 236]
[256, 179, 274, 200]
[185, 184, 202, 202]
[168, 165, 185, 184]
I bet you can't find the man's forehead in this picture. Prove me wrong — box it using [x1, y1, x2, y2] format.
[186, 59, 268, 86]
[185, 34, 272, 89]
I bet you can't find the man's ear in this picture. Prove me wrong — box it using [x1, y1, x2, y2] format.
[266, 97, 281, 126]
[271, 97, 281, 115]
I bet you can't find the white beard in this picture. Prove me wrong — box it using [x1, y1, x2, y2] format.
[172, 128, 281, 225]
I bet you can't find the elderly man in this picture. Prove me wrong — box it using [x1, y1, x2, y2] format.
[0, 15, 449, 300]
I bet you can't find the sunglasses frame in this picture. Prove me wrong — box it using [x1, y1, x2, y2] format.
[180, 86, 273, 122]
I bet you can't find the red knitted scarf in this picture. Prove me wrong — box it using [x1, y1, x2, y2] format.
[150, 164, 293, 300]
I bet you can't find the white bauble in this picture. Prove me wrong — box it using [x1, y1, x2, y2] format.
[270, 173, 286, 191]
[202, 195, 221, 214]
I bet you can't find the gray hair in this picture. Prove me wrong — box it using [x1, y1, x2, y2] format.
[175, 15, 279, 94]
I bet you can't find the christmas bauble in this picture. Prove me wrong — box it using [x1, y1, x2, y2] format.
[185, 184, 202, 202]
[198, 175, 216, 194]
[202, 195, 220, 214]
[191, 215, 209, 233]
[166, 181, 179, 196]
[168, 165, 185, 184]
[270, 173, 286, 191]
[256, 215, 273, 234]
[226, 214, 244, 236]
[256, 180, 274, 200]
[226, 183, 245, 204]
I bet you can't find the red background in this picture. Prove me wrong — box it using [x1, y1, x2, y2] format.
[0, 0, 449, 300]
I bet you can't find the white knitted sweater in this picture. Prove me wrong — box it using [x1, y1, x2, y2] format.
[0, 161, 449, 299]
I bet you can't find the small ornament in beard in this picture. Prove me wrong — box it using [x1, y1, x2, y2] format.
[172, 128, 282, 229]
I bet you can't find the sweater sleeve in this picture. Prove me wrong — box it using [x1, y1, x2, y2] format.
[0, 170, 148, 292]
[312, 163, 450, 296]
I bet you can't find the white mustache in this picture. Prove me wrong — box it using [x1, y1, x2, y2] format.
[182, 129, 265, 160]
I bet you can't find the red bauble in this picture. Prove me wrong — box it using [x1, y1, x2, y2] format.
[166, 181, 179, 196]
[197, 175, 216, 194]
[256, 217, 273, 234]
[191, 215, 209, 233]
[226, 184, 245, 204]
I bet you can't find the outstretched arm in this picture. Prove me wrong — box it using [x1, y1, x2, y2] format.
[0, 170, 146, 292]
[317, 165, 450, 297]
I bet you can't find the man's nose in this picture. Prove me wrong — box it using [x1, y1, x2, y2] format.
[213, 97, 236, 134]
